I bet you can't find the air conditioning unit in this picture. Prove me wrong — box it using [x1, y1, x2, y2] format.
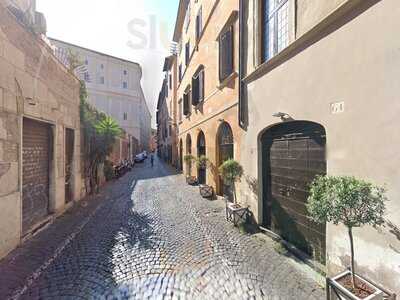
[34, 11, 46, 35]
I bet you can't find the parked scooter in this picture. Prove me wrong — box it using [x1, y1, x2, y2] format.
[113, 159, 135, 179]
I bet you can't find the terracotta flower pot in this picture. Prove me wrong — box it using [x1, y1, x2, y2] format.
[199, 184, 213, 199]
[186, 176, 198, 186]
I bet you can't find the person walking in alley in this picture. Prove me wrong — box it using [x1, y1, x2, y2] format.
[150, 153, 154, 167]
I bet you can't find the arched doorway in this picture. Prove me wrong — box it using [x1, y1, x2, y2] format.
[217, 122, 234, 199]
[186, 134, 192, 175]
[261, 121, 327, 264]
[197, 131, 206, 184]
[179, 139, 183, 172]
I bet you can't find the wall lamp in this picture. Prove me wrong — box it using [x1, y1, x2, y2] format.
[272, 112, 293, 121]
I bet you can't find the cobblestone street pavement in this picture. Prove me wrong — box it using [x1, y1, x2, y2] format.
[0, 158, 324, 300]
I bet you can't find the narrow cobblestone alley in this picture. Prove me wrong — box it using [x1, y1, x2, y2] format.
[0, 158, 324, 300]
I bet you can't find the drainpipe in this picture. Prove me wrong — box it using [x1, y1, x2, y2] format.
[238, 0, 247, 130]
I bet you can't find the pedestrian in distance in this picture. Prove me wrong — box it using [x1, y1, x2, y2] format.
[150, 154, 154, 167]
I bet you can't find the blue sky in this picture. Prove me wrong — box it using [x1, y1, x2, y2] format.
[37, 0, 180, 127]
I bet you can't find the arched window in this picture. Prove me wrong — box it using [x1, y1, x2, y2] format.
[217, 122, 234, 198]
[186, 134, 192, 154]
[217, 122, 234, 164]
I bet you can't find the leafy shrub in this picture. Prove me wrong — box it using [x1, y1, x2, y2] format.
[104, 160, 115, 181]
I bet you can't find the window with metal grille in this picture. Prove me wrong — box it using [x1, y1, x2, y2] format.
[195, 7, 202, 42]
[123, 112, 128, 120]
[262, 0, 290, 62]
[218, 26, 234, 82]
[192, 65, 205, 105]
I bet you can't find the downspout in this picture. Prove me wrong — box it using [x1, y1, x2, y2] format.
[238, 0, 247, 130]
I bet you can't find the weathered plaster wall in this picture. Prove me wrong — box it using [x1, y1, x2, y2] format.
[175, 0, 243, 194]
[241, 0, 400, 293]
[0, 1, 81, 259]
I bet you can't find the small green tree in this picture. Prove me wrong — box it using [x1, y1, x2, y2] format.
[196, 155, 210, 170]
[80, 81, 122, 193]
[307, 176, 387, 289]
[219, 159, 244, 203]
[184, 154, 195, 176]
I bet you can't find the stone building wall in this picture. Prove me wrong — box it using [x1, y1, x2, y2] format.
[0, 1, 81, 259]
[240, 0, 400, 293]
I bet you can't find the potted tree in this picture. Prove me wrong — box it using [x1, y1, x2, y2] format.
[307, 176, 388, 300]
[184, 154, 197, 185]
[218, 159, 244, 205]
[196, 155, 214, 199]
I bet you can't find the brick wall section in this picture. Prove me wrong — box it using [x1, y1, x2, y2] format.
[0, 0, 81, 259]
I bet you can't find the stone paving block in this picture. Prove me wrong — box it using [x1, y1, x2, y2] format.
[0, 159, 324, 299]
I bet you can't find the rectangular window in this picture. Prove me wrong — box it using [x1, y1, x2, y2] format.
[262, 0, 290, 62]
[185, 42, 190, 66]
[169, 74, 172, 89]
[183, 90, 191, 116]
[179, 64, 183, 82]
[123, 112, 128, 120]
[195, 7, 203, 42]
[100, 76, 105, 84]
[123, 81, 128, 89]
[124, 70, 127, 75]
[178, 99, 183, 122]
[219, 26, 234, 82]
[84, 72, 90, 82]
[192, 67, 204, 105]
[184, 2, 191, 32]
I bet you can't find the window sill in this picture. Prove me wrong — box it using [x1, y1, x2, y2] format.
[217, 72, 238, 90]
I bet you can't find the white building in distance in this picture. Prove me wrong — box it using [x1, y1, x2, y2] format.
[50, 38, 151, 152]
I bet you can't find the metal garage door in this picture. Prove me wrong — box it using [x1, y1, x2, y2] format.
[263, 122, 326, 264]
[22, 118, 51, 234]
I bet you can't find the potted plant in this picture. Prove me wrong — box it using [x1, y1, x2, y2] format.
[307, 176, 388, 300]
[183, 154, 197, 185]
[218, 159, 244, 205]
[196, 155, 214, 199]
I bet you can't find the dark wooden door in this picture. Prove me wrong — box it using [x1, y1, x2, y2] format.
[197, 132, 206, 184]
[179, 140, 183, 172]
[22, 118, 51, 235]
[263, 122, 326, 264]
[65, 128, 74, 203]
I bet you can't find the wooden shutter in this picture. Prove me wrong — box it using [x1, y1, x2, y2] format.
[199, 70, 204, 102]
[185, 42, 190, 66]
[192, 75, 199, 106]
[183, 92, 189, 115]
[196, 7, 202, 41]
[219, 26, 234, 81]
